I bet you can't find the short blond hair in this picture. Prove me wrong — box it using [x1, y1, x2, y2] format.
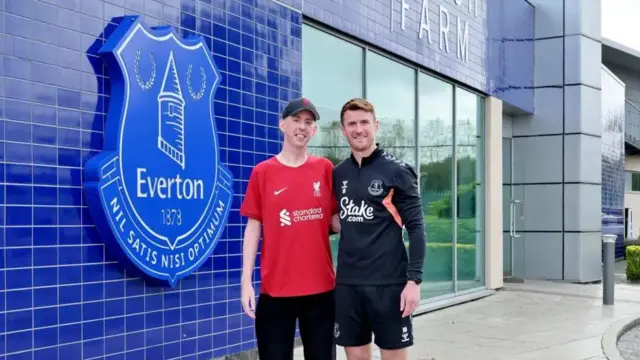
[340, 98, 376, 124]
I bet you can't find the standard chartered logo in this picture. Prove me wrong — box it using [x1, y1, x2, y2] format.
[279, 209, 291, 226]
[340, 197, 374, 222]
[279, 207, 323, 226]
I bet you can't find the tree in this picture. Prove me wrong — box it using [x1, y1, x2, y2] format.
[315, 119, 345, 165]
[376, 117, 410, 160]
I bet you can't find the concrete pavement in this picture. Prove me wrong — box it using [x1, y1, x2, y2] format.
[295, 279, 640, 360]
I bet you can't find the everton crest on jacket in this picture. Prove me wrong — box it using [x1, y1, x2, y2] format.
[332, 146, 426, 286]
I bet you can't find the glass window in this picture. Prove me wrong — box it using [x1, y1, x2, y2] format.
[301, 23, 488, 300]
[455, 87, 485, 292]
[365, 51, 416, 168]
[417, 73, 454, 299]
[302, 24, 365, 264]
[302, 24, 363, 165]
[632, 172, 640, 191]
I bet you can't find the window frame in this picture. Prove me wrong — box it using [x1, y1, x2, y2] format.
[627, 171, 640, 192]
[302, 19, 487, 181]
[302, 19, 488, 296]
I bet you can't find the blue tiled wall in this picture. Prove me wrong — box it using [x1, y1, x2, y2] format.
[0, 0, 300, 358]
[601, 66, 626, 258]
[302, 0, 535, 113]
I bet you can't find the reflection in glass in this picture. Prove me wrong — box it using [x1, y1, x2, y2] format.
[302, 24, 364, 163]
[301, 24, 365, 265]
[417, 73, 454, 299]
[379, 147, 414, 167]
[455, 88, 485, 291]
[366, 51, 416, 166]
[301, 24, 488, 300]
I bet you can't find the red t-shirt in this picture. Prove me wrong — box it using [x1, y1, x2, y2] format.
[240, 155, 337, 297]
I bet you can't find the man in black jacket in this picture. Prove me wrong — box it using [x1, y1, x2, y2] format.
[332, 98, 426, 360]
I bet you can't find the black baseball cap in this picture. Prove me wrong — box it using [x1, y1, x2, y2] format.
[281, 97, 320, 121]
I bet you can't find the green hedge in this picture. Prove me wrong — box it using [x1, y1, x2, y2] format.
[331, 215, 479, 247]
[328, 238, 477, 282]
[423, 243, 477, 281]
[427, 183, 477, 219]
[627, 245, 640, 281]
[424, 215, 478, 245]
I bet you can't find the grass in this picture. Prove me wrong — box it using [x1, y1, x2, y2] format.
[329, 214, 481, 282]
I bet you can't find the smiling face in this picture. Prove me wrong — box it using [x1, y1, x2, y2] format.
[340, 98, 378, 153]
[279, 109, 317, 148]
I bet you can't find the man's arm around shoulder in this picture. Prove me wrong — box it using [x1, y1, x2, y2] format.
[326, 159, 341, 234]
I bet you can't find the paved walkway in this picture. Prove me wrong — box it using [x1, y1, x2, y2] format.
[295, 279, 640, 360]
[618, 325, 640, 360]
[616, 260, 628, 281]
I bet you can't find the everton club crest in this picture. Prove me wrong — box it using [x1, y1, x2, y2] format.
[83, 16, 233, 287]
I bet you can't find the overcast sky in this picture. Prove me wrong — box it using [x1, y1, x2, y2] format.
[602, 0, 640, 51]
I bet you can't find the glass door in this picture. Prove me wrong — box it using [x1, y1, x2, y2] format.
[503, 137, 513, 277]
[503, 136, 525, 280]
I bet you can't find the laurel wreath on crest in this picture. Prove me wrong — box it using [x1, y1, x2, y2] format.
[133, 49, 156, 91]
[187, 64, 206, 101]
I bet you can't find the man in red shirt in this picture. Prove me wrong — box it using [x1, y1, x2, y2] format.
[240, 98, 339, 360]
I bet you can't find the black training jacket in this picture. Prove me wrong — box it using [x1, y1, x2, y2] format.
[332, 145, 426, 285]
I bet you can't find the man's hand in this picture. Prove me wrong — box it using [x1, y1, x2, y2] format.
[400, 280, 420, 317]
[331, 213, 341, 233]
[241, 281, 256, 318]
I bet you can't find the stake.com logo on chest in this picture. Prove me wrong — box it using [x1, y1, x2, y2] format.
[339, 180, 375, 223]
